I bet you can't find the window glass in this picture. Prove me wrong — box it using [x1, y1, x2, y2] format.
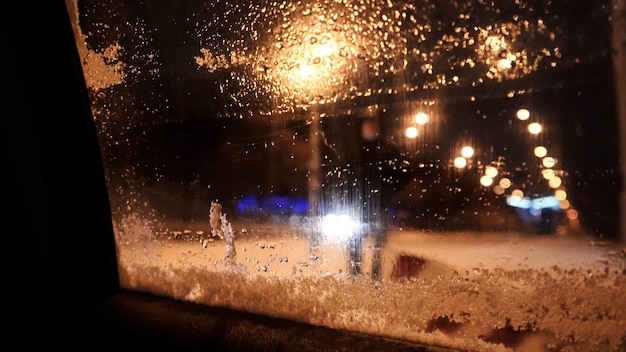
[66, 0, 625, 350]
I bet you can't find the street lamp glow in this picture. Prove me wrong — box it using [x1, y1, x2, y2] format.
[499, 177, 512, 188]
[299, 63, 315, 80]
[315, 43, 333, 57]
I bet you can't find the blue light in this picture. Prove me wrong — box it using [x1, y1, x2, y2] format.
[237, 195, 259, 212]
[506, 196, 532, 209]
[532, 196, 560, 210]
[506, 195, 560, 210]
[237, 194, 309, 216]
[291, 198, 309, 214]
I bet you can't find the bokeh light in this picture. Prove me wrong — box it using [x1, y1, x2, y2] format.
[555, 189, 567, 201]
[542, 156, 556, 168]
[485, 166, 498, 178]
[542, 169, 555, 180]
[516, 108, 530, 121]
[534, 146, 547, 157]
[548, 176, 562, 188]
[461, 146, 474, 158]
[528, 122, 542, 134]
[480, 175, 494, 187]
[405, 126, 418, 139]
[566, 208, 579, 220]
[454, 157, 467, 168]
[415, 112, 428, 125]
[499, 177, 512, 188]
[493, 185, 505, 195]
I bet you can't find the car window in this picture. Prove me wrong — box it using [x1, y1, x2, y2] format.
[66, 0, 626, 350]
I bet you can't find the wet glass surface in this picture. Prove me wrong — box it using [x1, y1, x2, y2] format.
[66, 0, 625, 350]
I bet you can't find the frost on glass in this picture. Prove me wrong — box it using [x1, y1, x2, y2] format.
[67, 0, 625, 350]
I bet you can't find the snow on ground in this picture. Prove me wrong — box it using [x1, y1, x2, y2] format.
[115, 217, 626, 351]
[383, 230, 624, 274]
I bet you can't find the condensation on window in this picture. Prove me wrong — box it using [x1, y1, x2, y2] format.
[66, 0, 626, 350]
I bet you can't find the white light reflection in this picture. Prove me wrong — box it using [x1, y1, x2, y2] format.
[322, 213, 358, 241]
